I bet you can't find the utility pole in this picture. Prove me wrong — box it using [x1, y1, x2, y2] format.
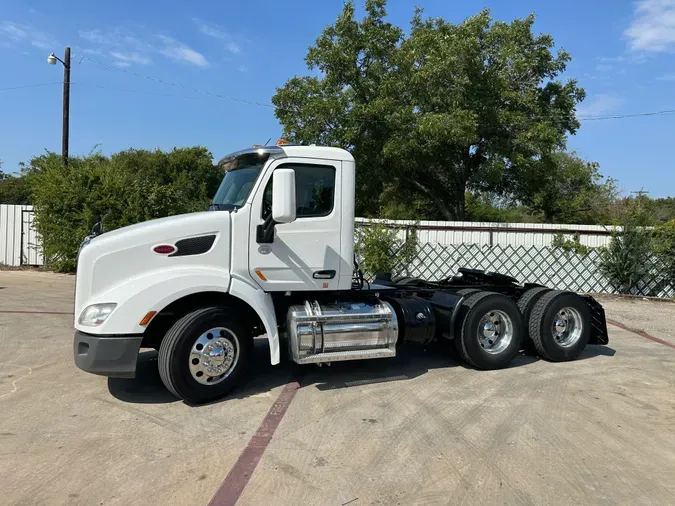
[62, 47, 70, 166]
[47, 47, 71, 166]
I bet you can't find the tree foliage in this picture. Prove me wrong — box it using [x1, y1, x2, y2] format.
[0, 160, 32, 205]
[516, 151, 618, 224]
[26, 147, 220, 271]
[273, 0, 585, 220]
[598, 203, 654, 294]
[355, 221, 417, 279]
[653, 219, 675, 286]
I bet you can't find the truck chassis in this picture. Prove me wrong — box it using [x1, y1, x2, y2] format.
[145, 266, 608, 404]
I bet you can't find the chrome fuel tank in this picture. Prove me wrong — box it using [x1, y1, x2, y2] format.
[286, 299, 399, 364]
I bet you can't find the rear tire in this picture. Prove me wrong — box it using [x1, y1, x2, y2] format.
[529, 291, 591, 361]
[517, 287, 551, 353]
[158, 307, 252, 404]
[454, 292, 525, 369]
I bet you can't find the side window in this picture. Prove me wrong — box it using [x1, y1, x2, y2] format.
[261, 164, 336, 219]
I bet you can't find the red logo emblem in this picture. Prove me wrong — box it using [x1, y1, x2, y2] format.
[153, 244, 176, 255]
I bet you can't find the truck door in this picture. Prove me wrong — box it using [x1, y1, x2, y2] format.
[248, 158, 342, 291]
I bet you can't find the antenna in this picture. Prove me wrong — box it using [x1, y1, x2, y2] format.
[263, 137, 271, 146]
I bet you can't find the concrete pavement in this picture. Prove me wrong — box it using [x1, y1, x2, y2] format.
[1, 271, 674, 505]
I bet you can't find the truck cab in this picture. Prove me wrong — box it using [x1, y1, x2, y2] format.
[74, 144, 608, 404]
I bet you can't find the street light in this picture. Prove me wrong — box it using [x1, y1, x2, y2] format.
[47, 47, 71, 166]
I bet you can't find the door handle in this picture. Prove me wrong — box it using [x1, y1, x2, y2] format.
[313, 270, 336, 279]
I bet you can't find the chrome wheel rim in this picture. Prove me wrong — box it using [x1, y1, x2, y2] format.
[552, 307, 583, 348]
[477, 310, 513, 355]
[188, 327, 239, 385]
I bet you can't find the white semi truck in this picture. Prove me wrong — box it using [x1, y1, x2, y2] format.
[74, 143, 609, 404]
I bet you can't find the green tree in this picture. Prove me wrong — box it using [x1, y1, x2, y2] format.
[273, 1, 585, 220]
[0, 160, 32, 205]
[27, 147, 218, 272]
[516, 151, 618, 224]
[274, 0, 403, 217]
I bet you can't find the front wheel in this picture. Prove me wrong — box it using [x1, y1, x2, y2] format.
[158, 307, 252, 404]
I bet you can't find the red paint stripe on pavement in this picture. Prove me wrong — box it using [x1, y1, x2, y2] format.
[607, 319, 675, 350]
[0, 310, 73, 315]
[208, 373, 304, 506]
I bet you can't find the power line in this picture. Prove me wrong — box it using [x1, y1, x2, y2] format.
[82, 56, 274, 108]
[80, 55, 675, 122]
[73, 82, 210, 100]
[582, 109, 675, 120]
[0, 82, 64, 91]
[5, 61, 675, 124]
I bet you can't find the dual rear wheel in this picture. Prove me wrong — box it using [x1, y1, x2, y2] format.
[454, 289, 591, 369]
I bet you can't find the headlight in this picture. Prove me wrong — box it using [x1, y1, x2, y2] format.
[78, 303, 117, 327]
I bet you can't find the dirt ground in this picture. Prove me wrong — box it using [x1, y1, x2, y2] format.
[1, 271, 675, 505]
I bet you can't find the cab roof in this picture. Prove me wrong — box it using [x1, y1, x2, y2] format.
[217, 144, 354, 166]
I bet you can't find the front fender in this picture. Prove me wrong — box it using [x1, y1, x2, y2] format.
[76, 267, 231, 335]
[229, 276, 280, 365]
[75, 268, 282, 365]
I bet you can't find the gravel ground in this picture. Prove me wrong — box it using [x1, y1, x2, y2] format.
[595, 295, 675, 346]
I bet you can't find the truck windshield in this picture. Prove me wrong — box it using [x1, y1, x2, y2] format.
[211, 153, 270, 211]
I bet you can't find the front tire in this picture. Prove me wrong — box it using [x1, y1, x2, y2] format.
[529, 291, 591, 361]
[158, 307, 252, 404]
[454, 292, 525, 369]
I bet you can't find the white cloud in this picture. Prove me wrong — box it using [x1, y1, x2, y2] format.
[657, 72, 675, 80]
[238, 65, 248, 73]
[1, 22, 27, 39]
[78, 28, 155, 66]
[596, 63, 613, 72]
[1, 21, 55, 49]
[599, 56, 626, 63]
[194, 18, 242, 55]
[157, 35, 209, 67]
[79, 29, 111, 44]
[576, 94, 625, 117]
[194, 18, 227, 39]
[110, 51, 151, 65]
[226, 41, 240, 54]
[625, 0, 675, 52]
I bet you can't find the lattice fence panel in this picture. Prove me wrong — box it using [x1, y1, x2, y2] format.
[356, 240, 675, 298]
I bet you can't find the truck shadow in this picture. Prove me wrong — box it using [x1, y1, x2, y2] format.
[107, 339, 616, 405]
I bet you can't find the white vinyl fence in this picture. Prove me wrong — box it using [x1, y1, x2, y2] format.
[354, 217, 617, 249]
[0, 204, 44, 266]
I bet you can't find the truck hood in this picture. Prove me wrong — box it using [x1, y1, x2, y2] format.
[75, 211, 231, 324]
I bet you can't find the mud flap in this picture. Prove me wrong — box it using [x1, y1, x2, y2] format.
[583, 295, 610, 345]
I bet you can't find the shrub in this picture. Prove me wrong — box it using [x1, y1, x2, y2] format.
[599, 223, 653, 294]
[653, 219, 675, 287]
[355, 221, 417, 279]
[27, 147, 219, 272]
[551, 232, 589, 256]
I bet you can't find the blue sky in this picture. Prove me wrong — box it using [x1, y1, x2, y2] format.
[1, 0, 674, 197]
